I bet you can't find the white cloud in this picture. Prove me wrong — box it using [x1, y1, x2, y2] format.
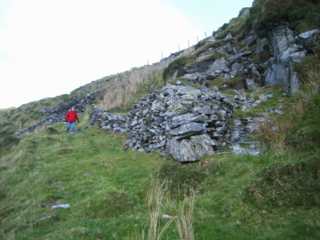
[0, 0, 203, 108]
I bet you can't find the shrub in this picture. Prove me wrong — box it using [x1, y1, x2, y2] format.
[247, 161, 320, 207]
[250, 0, 320, 33]
[295, 56, 320, 87]
[287, 94, 320, 150]
[288, 57, 320, 150]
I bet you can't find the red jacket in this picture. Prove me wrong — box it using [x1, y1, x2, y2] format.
[65, 110, 79, 123]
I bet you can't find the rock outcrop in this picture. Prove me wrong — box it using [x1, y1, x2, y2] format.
[265, 26, 306, 94]
[174, 37, 263, 89]
[165, 23, 319, 96]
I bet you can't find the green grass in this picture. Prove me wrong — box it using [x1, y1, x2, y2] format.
[0, 126, 164, 240]
[1, 121, 320, 239]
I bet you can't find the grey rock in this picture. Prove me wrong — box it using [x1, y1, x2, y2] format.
[207, 58, 230, 76]
[170, 113, 204, 128]
[225, 33, 233, 41]
[231, 62, 243, 76]
[167, 134, 216, 162]
[182, 73, 207, 83]
[272, 26, 295, 56]
[169, 122, 206, 137]
[256, 38, 269, 54]
[265, 63, 286, 85]
[265, 26, 307, 94]
[230, 116, 267, 156]
[238, 7, 250, 18]
[298, 29, 320, 39]
[228, 51, 252, 64]
[280, 46, 306, 62]
[90, 108, 128, 133]
[245, 79, 257, 90]
[51, 204, 70, 209]
[244, 34, 257, 46]
[193, 105, 213, 115]
[289, 70, 300, 94]
[232, 144, 260, 156]
[231, 129, 241, 142]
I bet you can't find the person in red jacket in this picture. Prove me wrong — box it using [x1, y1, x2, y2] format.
[65, 107, 79, 133]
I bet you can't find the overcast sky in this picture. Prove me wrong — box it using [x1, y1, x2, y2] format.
[0, 0, 253, 108]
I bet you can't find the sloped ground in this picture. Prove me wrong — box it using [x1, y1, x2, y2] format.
[1, 1, 320, 238]
[0, 126, 163, 239]
[1, 116, 319, 239]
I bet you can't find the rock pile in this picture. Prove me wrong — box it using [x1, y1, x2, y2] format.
[125, 84, 233, 162]
[90, 108, 127, 133]
[90, 85, 278, 161]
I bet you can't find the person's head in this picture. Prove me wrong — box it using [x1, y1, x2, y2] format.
[70, 107, 75, 111]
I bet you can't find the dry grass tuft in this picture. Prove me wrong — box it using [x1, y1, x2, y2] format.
[176, 192, 195, 240]
[135, 180, 175, 240]
[132, 180, 196, 240]
[146, 180, 166, 240]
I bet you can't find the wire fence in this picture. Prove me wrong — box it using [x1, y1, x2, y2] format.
[147, 31, 209, 65]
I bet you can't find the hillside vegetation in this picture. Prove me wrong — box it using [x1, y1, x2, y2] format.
[0, 106, 320, 240]
[1, 0, 320, 239]
[250, 0, 320, 32]
[1, 59, 320, 238]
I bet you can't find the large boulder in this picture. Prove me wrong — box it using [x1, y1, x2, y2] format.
[167, 134, 216, 162]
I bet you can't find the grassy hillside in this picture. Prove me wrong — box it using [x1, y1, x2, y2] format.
[1, 98, 320, 239]
[1, 0, 320, 239]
